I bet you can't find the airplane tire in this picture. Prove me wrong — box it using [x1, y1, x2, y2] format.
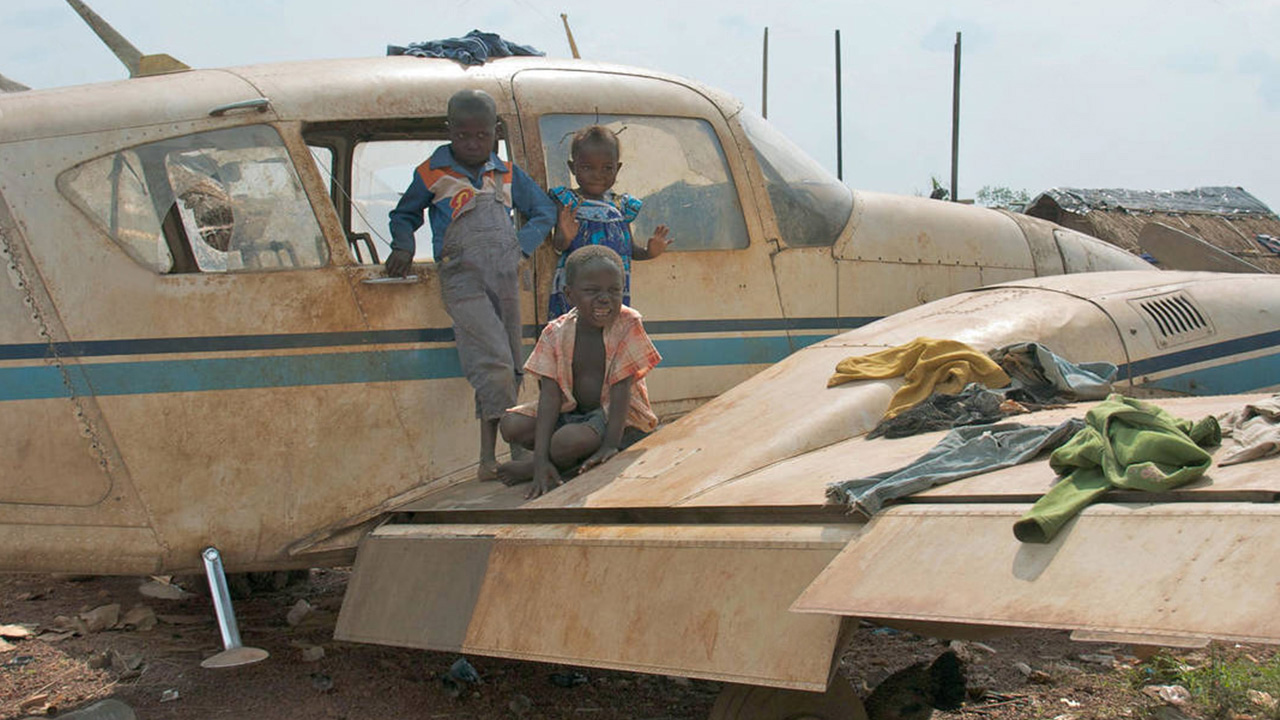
[708, 679, 867, 720]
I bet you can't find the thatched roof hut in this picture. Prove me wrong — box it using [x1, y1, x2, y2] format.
[1025, 186, 1280, 273]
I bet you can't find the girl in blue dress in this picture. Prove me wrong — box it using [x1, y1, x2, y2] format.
[547, 125, 671, 318]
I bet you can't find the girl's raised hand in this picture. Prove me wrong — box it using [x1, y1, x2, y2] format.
[555, 204, 580, 250]
[647, 225, 672, 257]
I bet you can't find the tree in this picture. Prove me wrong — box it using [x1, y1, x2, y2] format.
[976, 185, 1031, 210]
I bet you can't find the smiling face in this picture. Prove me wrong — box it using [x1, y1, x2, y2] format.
[448, 114, 496, 171]
[566, 259, 625, 329]
[567, 143, 621, 200]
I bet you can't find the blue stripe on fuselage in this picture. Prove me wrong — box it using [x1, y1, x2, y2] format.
[0, 325, 1274, 402]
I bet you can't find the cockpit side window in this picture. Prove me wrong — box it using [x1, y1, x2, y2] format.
[58, 125, 329, 273]
[539, 114, 749, 252]
[738, 110, 853, 248]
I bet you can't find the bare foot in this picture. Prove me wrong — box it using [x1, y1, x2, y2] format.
[477, 461, 500, 482]
[496, 459, 534, 486]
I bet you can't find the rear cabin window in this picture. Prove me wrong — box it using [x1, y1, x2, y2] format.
[59, 125, 328, 273]
[539, 114, 749, 252]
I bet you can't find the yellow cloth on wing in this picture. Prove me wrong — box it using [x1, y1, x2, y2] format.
[828, 337, 1011, 419]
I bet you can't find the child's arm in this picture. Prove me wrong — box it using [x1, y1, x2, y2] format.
[631, 225, 671, 260]
[527, 376, 565, 499]
[511, 165, 557, 257]
[579, 378, 633, 473]
[552, 203, 579, 252]
[385, 172, 435, 276]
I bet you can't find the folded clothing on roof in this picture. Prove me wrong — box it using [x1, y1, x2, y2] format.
[1217, 394, 1280, 466]
[990, 341, 1117, 404]
[827, 419, 1084, 519]
[388, 31, 544, 65]
[1014, 394, 1221, 544]
[828, 338, 1010, 420]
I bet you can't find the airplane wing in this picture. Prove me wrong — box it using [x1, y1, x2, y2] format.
[335, 271, 1280, 691]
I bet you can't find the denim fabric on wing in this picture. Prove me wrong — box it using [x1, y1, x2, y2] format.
[827, 419, 1085, 519]
[867, 382, 1007, 439]
[388, 31, 544, 65]
[990, 342, 1117, 404]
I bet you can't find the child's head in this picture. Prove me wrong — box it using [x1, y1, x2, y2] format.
[565, 245, 625, 328]
[447, 89, 498, 169]
[567, 125, 621, 199]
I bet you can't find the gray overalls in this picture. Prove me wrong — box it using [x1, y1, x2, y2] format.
[438, 191, 523, 420]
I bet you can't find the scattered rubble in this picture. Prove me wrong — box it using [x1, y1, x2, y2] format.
[285, 598, 312, 627]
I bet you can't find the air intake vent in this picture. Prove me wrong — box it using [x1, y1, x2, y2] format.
[1130, 292, 1213, 347]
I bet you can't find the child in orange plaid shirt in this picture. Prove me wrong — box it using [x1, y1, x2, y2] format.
[498, 245, 661, 498]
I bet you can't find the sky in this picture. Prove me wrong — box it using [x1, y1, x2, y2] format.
[2, 0, 1278, 209]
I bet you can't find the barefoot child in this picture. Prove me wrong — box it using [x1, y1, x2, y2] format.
[499, 245, 662, 498]
[386, 89, 556, 481]
[546, 125, 671, 319]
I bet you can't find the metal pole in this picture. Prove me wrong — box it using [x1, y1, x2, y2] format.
[950, 31, 961, 202]
[560, 13, 581, 59]
[835, 29, 843, 182]
[762, 27, 769, 119]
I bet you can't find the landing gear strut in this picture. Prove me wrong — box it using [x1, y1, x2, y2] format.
[199, 547, 269, 668]
[709, 679, 867, 720]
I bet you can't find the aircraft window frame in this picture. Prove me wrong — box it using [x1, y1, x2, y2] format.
[304, 119, 513, 265]
[738, 110, 853, 248]
[538, 113, 750, 253]
[58, 124, 329, 274]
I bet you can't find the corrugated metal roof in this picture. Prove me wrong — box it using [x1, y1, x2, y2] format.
[1033, 186, 1275, 216]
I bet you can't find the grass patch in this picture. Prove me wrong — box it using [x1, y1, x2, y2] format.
[1133, 648, 1280, 719]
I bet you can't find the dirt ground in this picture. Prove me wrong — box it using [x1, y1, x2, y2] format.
[1, 570, 1275, 720]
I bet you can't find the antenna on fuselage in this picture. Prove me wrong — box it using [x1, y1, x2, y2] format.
[0, 72, 30, 93]
[560, 13, 581, 59]
[65, 0, 190, 77]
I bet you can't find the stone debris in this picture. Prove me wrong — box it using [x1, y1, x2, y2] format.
[79, 603, 121, 633]
[1142, 684, 1191, 706]
[310, 672, 335, 693]
[159, 688, 180, 703]
[0, 637, 15, 653]
[36, 631, 74, 643]
[138, 578, 194, 600]
[50, 614, 90, 635]
[970, 642, 998, 655]
[285, 599, 312, 627]
[1248, 689, 1277, 710]
[119, 605, 157, 632]
[299, 644, 325, 662]
[508, 693, 533, 715]
[0, 623, 34, 639]
[1077, 652, 1116, 667]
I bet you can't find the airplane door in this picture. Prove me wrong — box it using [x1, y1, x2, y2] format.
[513, 70, 786, 414]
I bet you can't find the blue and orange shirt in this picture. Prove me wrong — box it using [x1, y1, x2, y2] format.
[388, 145, 555, 259]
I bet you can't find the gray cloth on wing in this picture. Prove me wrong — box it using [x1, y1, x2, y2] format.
[828, 419, 1085, 518]
[388, 31, 544, 65]
[868, 382, 1006, 439]
[1217, 394, 1280, 466]
[990, 342, 1117, 404]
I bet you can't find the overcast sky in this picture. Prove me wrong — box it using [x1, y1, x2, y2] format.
[3, 0, 1278, 208]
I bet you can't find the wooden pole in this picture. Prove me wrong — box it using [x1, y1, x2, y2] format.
[762, 27, 769, 118]
[950, 31, 961, 202]
[835, 29, 844, 181]
[560, 13, 581, 59]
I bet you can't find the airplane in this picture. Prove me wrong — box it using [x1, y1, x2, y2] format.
[2, 3, 1276, 717]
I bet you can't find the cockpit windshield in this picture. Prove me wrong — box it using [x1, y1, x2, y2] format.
[739, 111, 853, 248]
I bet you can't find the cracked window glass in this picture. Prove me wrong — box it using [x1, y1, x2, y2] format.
[60, 125, 328, 273]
